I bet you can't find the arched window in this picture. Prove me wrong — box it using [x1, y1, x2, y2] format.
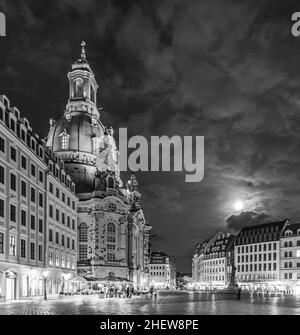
[297, 240, 300, 247]
[284, 242, 288, 247]
[73, 78, 84, 98]
[289, 241, 293, 247]
[289, 262, 293, 268]
[79, 223, 88, 242]
[59, 131, 69, 150]
[284, 262, 288, 268]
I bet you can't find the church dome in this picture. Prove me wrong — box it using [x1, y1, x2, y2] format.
[46, 42, 121, 196]
[46, 112, 105, 153]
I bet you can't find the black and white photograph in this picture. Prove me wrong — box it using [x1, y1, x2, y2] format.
[0, 0, 300, 321]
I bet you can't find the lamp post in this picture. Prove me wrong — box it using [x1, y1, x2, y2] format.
[43, 271, 49, 300]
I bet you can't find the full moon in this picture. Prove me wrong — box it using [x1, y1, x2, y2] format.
[234, 201, 244, 211]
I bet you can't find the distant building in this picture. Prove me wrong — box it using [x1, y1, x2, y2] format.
[235, 220, 288, 290]
[149, 251, 176, 289]
[280, 222, 300, 294]
[0, 95, 78, 301]
[192, 231, 235, 290]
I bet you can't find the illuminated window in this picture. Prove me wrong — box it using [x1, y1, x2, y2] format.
[9, 235, 16, 256]
[59, 131, 69, 150]
[297, 250, 300, 258]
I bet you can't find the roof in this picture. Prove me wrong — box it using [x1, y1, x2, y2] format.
[282, 222, 300, 235]
[238, 220, 288, 236]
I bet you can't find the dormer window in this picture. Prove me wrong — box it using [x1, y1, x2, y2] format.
[59, 130, 69, 150]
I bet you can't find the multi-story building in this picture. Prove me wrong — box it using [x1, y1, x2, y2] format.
[235, 220, 288, 291]
[45, 42, 151, 288]
[192, 232, 235, 290]
[149, 251, 176, 289]
[0, 94, 78, 301]
[280, 222, 300, 294]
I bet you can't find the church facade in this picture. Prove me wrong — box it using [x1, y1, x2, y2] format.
[46, 42, 151, 288]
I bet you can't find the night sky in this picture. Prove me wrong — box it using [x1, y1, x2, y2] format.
[1, 0, 300, 272]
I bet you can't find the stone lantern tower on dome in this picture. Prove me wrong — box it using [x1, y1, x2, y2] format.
[45, 42, 151, 288]
[46, 41, 121, 196]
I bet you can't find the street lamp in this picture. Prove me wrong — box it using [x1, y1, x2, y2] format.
[43, 271, 49, 300]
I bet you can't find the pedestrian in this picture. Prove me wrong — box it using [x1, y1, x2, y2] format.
[237, 287, 241, 301]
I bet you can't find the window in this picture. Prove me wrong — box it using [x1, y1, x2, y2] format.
[0, 199, 4, 217]
[49, 229, 53, 242]
[72, 239, 75, 250]
[60, 131, 69, 150]
[79, 223, 88, 242]
[21, 156, 27, 170]
[107, 253, 116, 262]
[62, 213, 65, 225]
[55, 253, 59, 266]
[30, 187, 35, 203]
[30, 242, 35, 260]
[49, 252, 53, 265]
[72, 201, 75, 210]
[10, 204, 16, 222]
[108, 203, 116, 212]
[56, 209, 59, 222]
[21, 210, 26, 226]
[10, 147, 16, 161]
[39, 193, 43, 207]
[10, 173, 16, 191]
[72, 219, 75, 230]
[297, 250, 300, 258]
[21, 239, 26, 258]
[0, 232, 3, 253]
[49, 182, 53, 193]
[79, 245, 87, 261]
[56, 188, 60, 199]
[0, 137, 5, 153]
[107, 223, 116, 234]
[39, 171, 44, 183]
[31, 164, 36, 177]
[55, 232, 59, 244]
[30, 215, 35, 230]
[67, 237, 70, 249]
[67, 216, 70, 228]
[9, 236, 16, 256]
[38, 245, 43, 261]
[61, 235, 65, 247]
[21, 180, 26, 197]
[62, 193, 65, 203]
[38, 219, 43, 233]
[0, 165, 4, 184]
[49, 205, 53, 218]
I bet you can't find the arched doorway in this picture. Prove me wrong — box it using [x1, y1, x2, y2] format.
[5, 270, 16, 300]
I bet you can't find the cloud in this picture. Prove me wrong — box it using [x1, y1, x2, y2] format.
[226, 211, 272, 232]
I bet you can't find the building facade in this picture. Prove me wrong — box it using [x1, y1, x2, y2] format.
[280, 222, 300, 293]
[192, 232, 235, 290]
[235, 220, 288, 291]
[149, 251, 176, 289]
[46, 42, 151, 289]
[0, 95, 78, 301]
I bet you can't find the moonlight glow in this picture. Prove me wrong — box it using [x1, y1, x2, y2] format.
[234, 201, 244, 211]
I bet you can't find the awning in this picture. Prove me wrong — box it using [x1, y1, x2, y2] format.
[65, 276, 89, 283]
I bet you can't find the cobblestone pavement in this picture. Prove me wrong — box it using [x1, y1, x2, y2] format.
[0, 292, 300, 315]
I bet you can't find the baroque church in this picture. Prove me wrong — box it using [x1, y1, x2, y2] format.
[46, 42, 151, 288]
